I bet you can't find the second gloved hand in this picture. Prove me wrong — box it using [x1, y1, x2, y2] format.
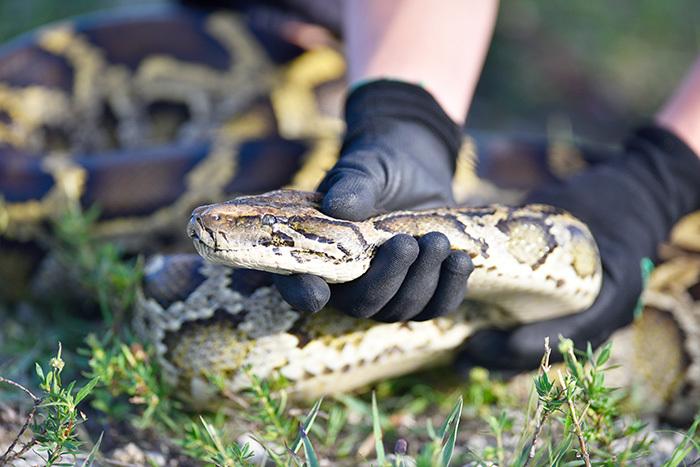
[274, 80, 474, 320]
[456, 125, 700, 374]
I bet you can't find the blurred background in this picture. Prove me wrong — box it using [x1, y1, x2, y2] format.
[0, 0, 698, 144]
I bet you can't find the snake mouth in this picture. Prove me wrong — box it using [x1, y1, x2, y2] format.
[188, 216, 216, 253]
[188, 216, 238, 264]
[187, 219, 200, 242]
[187, 218, 204, 244]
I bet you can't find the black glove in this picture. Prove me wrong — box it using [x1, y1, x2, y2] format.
[457, 125, 700, 374]
[274, 80, 474, 321]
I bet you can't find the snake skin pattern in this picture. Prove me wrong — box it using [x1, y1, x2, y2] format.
[188, 189, 601, 317]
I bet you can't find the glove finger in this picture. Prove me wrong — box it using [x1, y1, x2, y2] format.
[319, 167, 380, 221]
[372, 232, 452, 322]
[329, 234, 419, 318]
[273, 273, 331, 313]
[413, 250, 474, 321]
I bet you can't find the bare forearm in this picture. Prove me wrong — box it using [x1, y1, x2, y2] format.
[655, 55, 700, 158]
[343, 0, 499, 124]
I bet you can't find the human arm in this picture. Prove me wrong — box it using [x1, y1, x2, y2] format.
[274, 1, 499, 319]
[344, 0, 498, 124]
[655, 55, 700, 158]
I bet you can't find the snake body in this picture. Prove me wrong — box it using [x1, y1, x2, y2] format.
[188, 189, 601, 320]
[2, 5, 700, 422]
[140, 187, 600, 406]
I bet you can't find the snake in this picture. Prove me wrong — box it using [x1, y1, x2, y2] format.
[187, 189, 602, 317]
[1, 4, 699, 424]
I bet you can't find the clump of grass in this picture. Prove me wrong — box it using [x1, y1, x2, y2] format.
[0, 344, 101, 466]
[179, 416, 257, 466]
[52, 204, 142, 330]
[473, 336, 656, 466]
[83, 334, 182, 431]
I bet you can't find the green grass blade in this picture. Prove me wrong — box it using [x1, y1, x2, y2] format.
[199, 415, 228, 455]
[372, 391, 386, 464]
[299, 422, 319, 467]
[661, 415, 700, 467]
[549, 434, 573, 466]
[284, 441, 305, 467]
[438, 396, 463, 467]
[437, 395, 463, 438]
[287, 397, 323, 458]
[80, 431, 103, 467]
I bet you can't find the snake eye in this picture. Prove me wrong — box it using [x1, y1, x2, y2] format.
[261, 214, 276, 226]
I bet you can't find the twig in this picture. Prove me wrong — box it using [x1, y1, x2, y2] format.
[524, 338, 552, 467]
[559, 369, 591, 467]
[0, 376, 39, 401]
[0, 376, 43, 465]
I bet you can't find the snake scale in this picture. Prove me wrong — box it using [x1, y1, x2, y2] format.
[1, 5, 699, 423]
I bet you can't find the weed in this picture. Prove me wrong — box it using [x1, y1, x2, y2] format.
[179, 416, 256, 467]
[52, 205, 142, 330]
[83, 334, 182, 431]
[507, 336, 655, 466]
[0, 344, 100, 466]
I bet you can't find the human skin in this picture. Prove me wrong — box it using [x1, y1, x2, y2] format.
[343, 0, 499, 125]
[655, 55, 700, 160]
[345, 0, 700, 161]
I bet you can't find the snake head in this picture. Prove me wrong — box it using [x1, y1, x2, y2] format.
[187, 189, 375, 282]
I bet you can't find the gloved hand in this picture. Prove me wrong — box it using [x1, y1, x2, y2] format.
[274, 80, 474, 321]
[456, 125, 700, 374]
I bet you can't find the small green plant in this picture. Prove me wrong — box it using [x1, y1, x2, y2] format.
[481, 410, 515, 464]
[241, 371, 324, 465]
[177, 369, 324, 466]
[240, 366, 295, 443]
[509, 337, 654, 466]
[53, 205, 142, 329]
[662, 415, 700, 467]
[344, 391, 465, 467]
[0, 344, 101, 466]
[83, 333, 182, 430]
[179, 416, 256, 467]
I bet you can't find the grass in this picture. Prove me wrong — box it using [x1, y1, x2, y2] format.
[0, 344, 101, 466]
[1, 203, 699, 466]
